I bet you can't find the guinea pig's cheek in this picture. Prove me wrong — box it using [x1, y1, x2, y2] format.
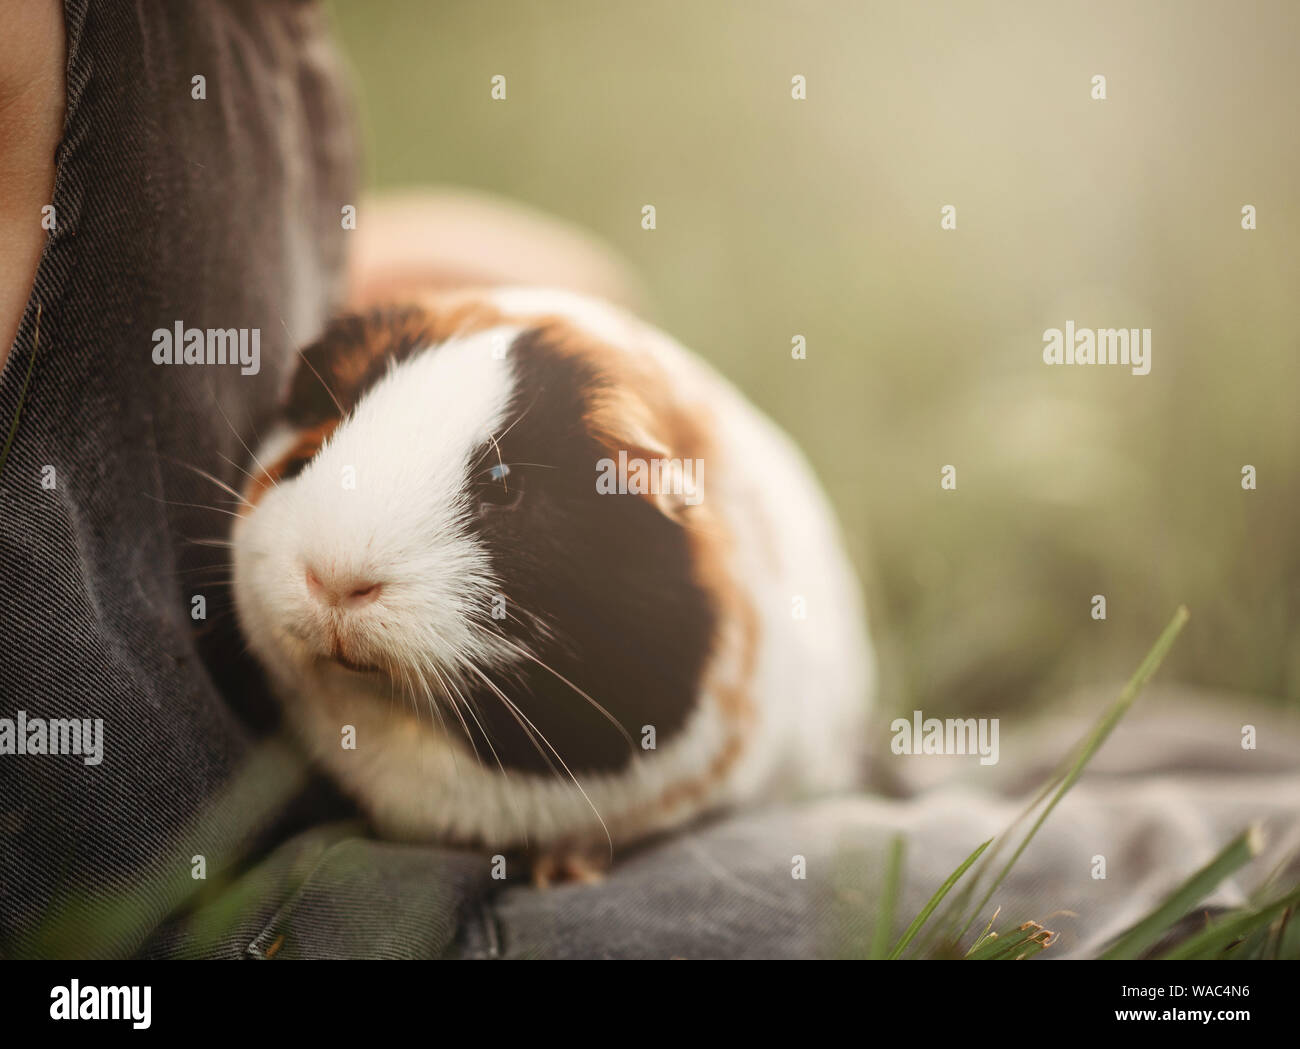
[232, 504, 294, 667]
[229, 508, 253, 552]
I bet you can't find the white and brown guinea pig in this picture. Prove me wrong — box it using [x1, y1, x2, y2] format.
[232, 287, 872, 877]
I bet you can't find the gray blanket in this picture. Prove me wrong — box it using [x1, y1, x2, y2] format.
[134, 691, 1300, 960]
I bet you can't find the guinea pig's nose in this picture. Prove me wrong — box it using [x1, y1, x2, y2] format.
[304, 565, 383, 608]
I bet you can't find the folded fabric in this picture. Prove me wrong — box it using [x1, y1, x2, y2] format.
[138, 691, 1300, 959]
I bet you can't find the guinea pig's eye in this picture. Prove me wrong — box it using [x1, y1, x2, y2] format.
[475, 462, 524, 511]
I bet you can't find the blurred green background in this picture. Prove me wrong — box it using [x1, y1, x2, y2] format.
[324, 0, 1299, 721]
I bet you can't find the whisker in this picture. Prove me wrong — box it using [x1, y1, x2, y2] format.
[282, 313, 346, 418]
[436, 659, 530, 848]
[422, 658, 485, 771]
[210, 394, 278, 495]
[469, 395, 540, 472]
[216, 450, 263, 488]
[413, 657, 462, 778]
[183, 537, 238, 549]
[182, 579, 236, 590]
[158, 454, 253, 508]
[463, 660, 613, 859]
[462, 661, 563, 782]
[397, 664, 419, 725]
[172, 561, 236, 574]
[493, 626, 636, 753]
[142, 493, 243, 520]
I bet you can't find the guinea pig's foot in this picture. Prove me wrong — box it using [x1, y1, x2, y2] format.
[531, 848, 610, 889]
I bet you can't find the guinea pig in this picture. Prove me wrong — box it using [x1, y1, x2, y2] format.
[232, 287, 872, 881]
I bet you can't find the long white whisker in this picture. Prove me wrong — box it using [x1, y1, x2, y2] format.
[469, 396, 539, 472]
[495, 631, 636, 753]
[216, 450, 264, 488]
[463, 664, 563, 782]
[279, 311, 348, 421]
[404, 660, 458, 779]
[159, 455, 254, 508]
[463, 660, 613, 859]
[211, 394, 279, 494]
[423, 657, 485, 770]
[438, 659, 530, 848]
[183, 537, 238, 549]
[142, 493, 243, 520]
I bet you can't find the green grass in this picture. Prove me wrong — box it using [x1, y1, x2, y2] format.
[1100, 825, 1264, 960]
[886, 837, 991, 960]
[878, 605, 1300, 960]
[870, 835, 905, 959]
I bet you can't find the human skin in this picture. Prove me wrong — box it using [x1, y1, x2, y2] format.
[0, 0, 65, 375]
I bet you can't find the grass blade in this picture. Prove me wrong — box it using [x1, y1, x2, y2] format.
[870, 835, 905, 959]
[887, 837, 991, 959]
[965, 918, 1055, 960]
[964, 906, 1000, 957]
[956, 605, 1190, 940]
[1100, 823, 1264, 959]
[1160, 882, 1300, 960]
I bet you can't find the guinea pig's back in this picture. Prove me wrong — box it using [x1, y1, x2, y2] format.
[643, 319, 874, 799]
[490, 288, 875, 799]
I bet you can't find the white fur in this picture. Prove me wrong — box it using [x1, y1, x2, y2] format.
[233, 293, 873, 852]
[234, 329, 522, 702]
[489, 288, 873, 796]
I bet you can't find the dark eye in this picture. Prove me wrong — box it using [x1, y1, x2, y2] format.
[475, 462, 524, 511]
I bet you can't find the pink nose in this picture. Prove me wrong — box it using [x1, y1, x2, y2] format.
[305, 565, 383, 608]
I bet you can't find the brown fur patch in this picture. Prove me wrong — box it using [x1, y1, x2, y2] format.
[510, 313, 762, 833]
[614, 571, 760, 838]
[282, 296, 512, 429]
[244, 292, 762, 823]
[244, 292, 515, 507]
[439, 296, 764, 819]
[242, 420, 339, 511]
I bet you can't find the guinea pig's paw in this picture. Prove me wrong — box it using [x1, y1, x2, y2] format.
[530, 846, 611, 889]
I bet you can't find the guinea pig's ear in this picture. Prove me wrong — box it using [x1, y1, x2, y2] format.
[284, 297, 511, 427]
[585, 379, 706, 523]
[284, 314, 392, 427]
[283, 306, 444, 428]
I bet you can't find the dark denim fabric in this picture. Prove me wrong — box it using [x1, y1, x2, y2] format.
[464, 781, 1300, 960]
[0, 0, 356, 958]
[135, 700, 1300, 960]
